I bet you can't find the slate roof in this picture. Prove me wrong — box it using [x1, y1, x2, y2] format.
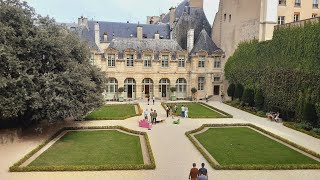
[191, 29, 222, 55]
[87, 21, 170, 42]
[173, 7, 212, 50]
[162, 0, 190, 23]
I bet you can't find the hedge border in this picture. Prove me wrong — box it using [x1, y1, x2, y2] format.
[161, 102, 232, 118]
[10, 126, 156, 172]
[224, 102, 266, 118]
[283, 122, 320, 140]
[84, 103, 143, 120]
[186, 123, 320, 170]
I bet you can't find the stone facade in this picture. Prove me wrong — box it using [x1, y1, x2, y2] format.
[74, 0, 224, 101]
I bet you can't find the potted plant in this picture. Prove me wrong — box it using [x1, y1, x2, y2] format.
[118, 87, 124, 102]
[191, 87, 197, 101]
[170, 87, 177, 101]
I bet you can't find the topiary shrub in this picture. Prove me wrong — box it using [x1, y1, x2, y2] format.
[227, 83, 236, 100]
[242, 88, 254, 107]
[254, 89, 264, 110]
[234, 84, 244, 100]
[303, 103, 319, 127]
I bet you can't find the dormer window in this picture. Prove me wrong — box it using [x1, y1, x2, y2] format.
[178, 56, 185, 67]
[126, 54, 134, 67]
[198, 56, 205, 68]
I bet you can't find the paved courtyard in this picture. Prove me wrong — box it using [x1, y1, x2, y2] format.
[1, 100, 320, 180]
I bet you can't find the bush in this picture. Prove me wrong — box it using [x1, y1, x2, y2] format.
[234, 84, 244, 100]
[312, 128, 320, 135]
[303, 103, 319, 127]
[230, 99, 240, 107]
[297, 122, 313, 131]
[227, 83, 236, 100]
[242, 88, 254, 106]
[254, 89, 264, 110]
[257, 111, 266, 117]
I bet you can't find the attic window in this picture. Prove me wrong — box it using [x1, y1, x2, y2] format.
[143, 34, 148, 38]
[224, 14, 227, 21]
[229, 14, 232, 22]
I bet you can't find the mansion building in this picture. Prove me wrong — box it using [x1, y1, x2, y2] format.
[71, 0, 225, 101]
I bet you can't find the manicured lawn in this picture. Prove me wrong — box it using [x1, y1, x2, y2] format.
[164, 103, 225, 118]
[195, 127, 320, 166]
[85, 104, 136, 120]
[29, 130, 144, 166]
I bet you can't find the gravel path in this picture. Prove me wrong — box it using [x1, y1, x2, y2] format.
[1, 100, 320, 180]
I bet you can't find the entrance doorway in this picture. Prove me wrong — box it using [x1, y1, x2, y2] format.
[159, 78, 170, 98]
[214, 85, 220, 96]
[128, 85, 133, 98]
[124, 78, 136, 99]
[142, 78, 153, 98]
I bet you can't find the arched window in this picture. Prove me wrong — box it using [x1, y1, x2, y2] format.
[159, 78, 170, 98]
[124, 78, 136, 98]
[142, 78, 154, 97]
[176, 78, 187, 93]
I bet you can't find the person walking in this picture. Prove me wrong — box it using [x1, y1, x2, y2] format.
[198, 163, 208, 180]
[166, 105, 170, 118]
[181, 105, 185, 118]
[152, 96, 155, 105]
[147, 96, 150, 105]
[188, 163, 199, 180]
[144, 109, 149, 121]
[185, 106, 189, 118]
[150, 109, 154, 123]
[174, 104, 178, 113]
[153, 110, 158, 124]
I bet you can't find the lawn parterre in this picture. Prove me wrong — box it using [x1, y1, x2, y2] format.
[186, 124, 320, 170]
[85, 104, 141, 120]
[162, 102, 229, 118]
[10, 126, 156, 171]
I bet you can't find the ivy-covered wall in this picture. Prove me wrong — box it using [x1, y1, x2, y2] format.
[225, 22, 320, 118]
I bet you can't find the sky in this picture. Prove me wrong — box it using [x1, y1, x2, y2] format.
[24, 0, 219, 25]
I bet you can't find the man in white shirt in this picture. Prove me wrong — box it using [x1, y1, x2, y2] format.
[181, 105, 185, 118]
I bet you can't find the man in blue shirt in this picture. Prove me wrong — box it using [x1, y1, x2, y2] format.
[198, 163, 208, 180]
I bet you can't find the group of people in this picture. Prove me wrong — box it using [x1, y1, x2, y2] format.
[266, 112, 282, 122]
[144, 109, 158, 124]
[147, 96, 155, 105]
[181, 105, 189, 118]
[189, 163, 208, 180]
[164, 104, 189, 118]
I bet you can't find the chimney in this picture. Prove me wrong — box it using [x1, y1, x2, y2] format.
[137, 24, 143, 40]
[94, 22, 100, 45]
[103, 32, 108, 42]
[187, 29, 194, 53]
[78, 16, 88, 28]
[155, 31, 160, 40]
[190, 0, 203, 8]
[169, 7, 176, 30]
[160, 13, 166, 21]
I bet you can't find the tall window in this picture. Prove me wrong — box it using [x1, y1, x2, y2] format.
[198, 56, 205, 68]
[176, 78, 187, 93]
[294, 0, 301, 7]
[229, 14, 232, 22]
[90, 53, 94, 65]
[312, 13, 318, 18]
[178, 56, 185, 67]
[161, 55, 169, 67]
[198, 77, 205, 91]
[214, 57, 221, 68]
[278, 16, 285, 25]
[144, 55, 152, 67]
[294, 12, 300, 22]
[279, 0, 286, 6]
[126, 54, 134, 67]
[224, 14, 226, 21]
[107, 54, 115, 67]
[313, 0, 319, 8]
[106, 78, 118, 93]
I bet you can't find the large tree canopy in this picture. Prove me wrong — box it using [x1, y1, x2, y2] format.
[0, 0, 106, 127]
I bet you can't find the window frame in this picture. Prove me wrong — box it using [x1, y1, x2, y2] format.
[107, 54, 115, 67]
[126, 54, 134, 67]
[198, 77, 205, 91]
[198, 56, 205, 68]
[161, 55, 169, 67]
[144, 55, 152, 67]
[178, 55, 185, 68]
[278, 16, 285, 25]
[214, 57, 221, 68]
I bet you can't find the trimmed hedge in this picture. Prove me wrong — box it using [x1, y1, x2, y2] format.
[85, 103, 143, 120]
[224, 101, 266, 118]
[283, 122, 320, 140]
[10, 126, 156, 172]
[161, 102, 233, 118]
[225, 22, 320, 123]
[186, 123, 320, 170]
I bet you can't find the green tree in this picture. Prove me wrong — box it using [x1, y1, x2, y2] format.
[191, 87, 197, 100]
[0, 0, 106, 127]
[242, 88, 254, 107]
[303, 103, 319, 127]
[227, 83, 236, 100]
[234, 84, 244, 100]
[254, 89, 264, 110]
